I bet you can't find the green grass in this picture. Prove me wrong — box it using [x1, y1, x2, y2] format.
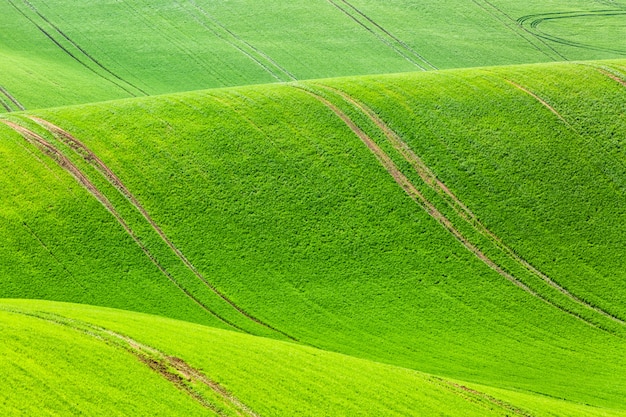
[1, 0, 625, 110]
[0, 60, 625, 413]
[3, 299, 625, 417]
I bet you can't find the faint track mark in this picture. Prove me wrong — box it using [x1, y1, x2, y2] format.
[325, 0, 433, 71]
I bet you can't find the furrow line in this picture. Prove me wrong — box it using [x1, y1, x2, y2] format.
[6, 0, 139, 97]
[0, 86, 25, 110]
[316, 83, 625, 326]
[2, 308, 259, 417]
[430, 377, 534, 417]
[505, 71, 626, 187]
[0, 119, 246, 333]
[20, 0, 147, 96]
[186, 0, 295, 81]
[297, 87, 605, 329]
[472, 0, 568, 61]
[517, 11, 626, 55]
[325, 0, 427, 71]
[503, 79, 571, 125]
[29, 116, 298, 342]
[0, 97, 12, 112]
[337, 0, 437, 69]
[597, 67, 626, 87]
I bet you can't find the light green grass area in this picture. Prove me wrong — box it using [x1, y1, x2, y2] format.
[1, 0, 625, 110]
[3, 299, 625, 417]
[0, 60, 624, 413]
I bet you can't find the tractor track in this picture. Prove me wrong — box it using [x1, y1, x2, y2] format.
[314, 83, 625, 326]
[1, 308, 259, 417]
[597, 67, 626, 87]
[28, 117, 297, 342]
[0, 119, 249, 334]
[325, 0, 431, 71]
[334, 0, 437, 69]
[503, 79, 571, 125]
[0, 86, 25, 111]
[123, 0, 224, 83]
[503, 71, 626, 190]
[19, 0, 148, 96]
[470, 0, 567, 61]
[430, 377, 534, 417]
[183, 0, 295, 82]
[296, 86, 617, 331]
[6, 0, 143, 97]
[517, 10, 626, 54]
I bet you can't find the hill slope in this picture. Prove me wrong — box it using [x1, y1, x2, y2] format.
[2, 299, 625, 417]
[1, 60, 626, 413]
[1, 0, 625, 110]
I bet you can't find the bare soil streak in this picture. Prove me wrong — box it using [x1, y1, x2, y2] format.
[597, 68, 626, 87]
[298, 87, 607, 329]
[431, 376, 534, 417]
[3, 308, 258, 417]
[29, 117, 297, 342]
[504, 79, 571, 125]
[319, 84, 625, 326]
[0, 119, 244, 332]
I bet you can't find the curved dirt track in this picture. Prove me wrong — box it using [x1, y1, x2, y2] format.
[29, 117, 297, 342]
[315, 83, 625, 326]
[0, 119, 248, 333]
[296, 86, 620, 331]
[2, 307, 259, 417]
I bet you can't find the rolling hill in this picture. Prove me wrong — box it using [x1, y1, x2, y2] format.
[2, 0, 626, 415]
[1, 59, 625, 415]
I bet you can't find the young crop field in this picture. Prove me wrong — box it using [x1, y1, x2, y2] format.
[1, 1, 625, 415]
[1, 0, 625, 110]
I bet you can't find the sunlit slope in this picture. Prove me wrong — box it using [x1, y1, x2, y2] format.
[2, 0, 626, 110]
[1, 60, 624, 409]
[2, 299, 625, 417]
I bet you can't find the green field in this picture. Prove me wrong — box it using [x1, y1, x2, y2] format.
[1, 0, 625, 110]
[1, 1, 625, 415]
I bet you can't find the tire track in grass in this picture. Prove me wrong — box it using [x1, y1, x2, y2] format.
[123, 0, 226, 85]
[334, 0, 437, 70]
[0, 86, 25, 111]
[19, 0, 149, 96]
[314, 83, 626, 327]
[0, 97, 11, 113]
[1, 307, 259, 417]
[0, 119, 247, 334]
[180, 0, 296, 82]
[501, 69, 626, 180]
[430, 377, 534, 417]
[5, 0, 143, 97]
[518, 11, 626, 54]
[503, 79, 571, 125]
[296, 86, 613, 331]
[325, 0, 433, 71]
[597, 66, 626, 87]
[469, 0, 568, 61]
[28, 116, 298, 342]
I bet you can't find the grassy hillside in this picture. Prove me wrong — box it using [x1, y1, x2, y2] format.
[1, 0, 625, 110]
[2, 299, 625, 417]
[1, 60, 625, 414]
